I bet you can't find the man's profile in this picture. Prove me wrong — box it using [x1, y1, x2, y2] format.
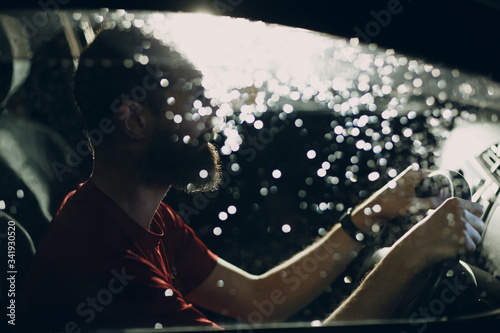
[19, 27, 484, 331]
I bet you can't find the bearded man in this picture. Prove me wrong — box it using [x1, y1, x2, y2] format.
[19, 27, 484, 331]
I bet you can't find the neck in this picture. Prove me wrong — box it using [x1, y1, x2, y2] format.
[90, 152, 170, 230]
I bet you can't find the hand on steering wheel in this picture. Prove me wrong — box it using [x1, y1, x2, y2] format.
[353, 168, 485, 319]
[393, 170, 485, 318]
[396, 196, 484, 269]
[351, 164, 445, 235]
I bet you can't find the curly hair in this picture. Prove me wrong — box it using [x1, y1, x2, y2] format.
[73, 27, 200, 148]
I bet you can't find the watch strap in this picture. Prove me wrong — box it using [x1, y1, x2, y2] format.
[340, 207, 373, 243]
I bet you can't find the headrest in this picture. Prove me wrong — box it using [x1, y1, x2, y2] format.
[0, 14, 31, 108]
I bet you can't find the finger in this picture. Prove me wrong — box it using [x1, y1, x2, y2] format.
[465, 220, 482, 245]
[420, 168, 433, 178]
[408, 172, 428, 187]
[462, 233, 478, 254]
[410, 196, 445, 211]
[464, 210, 486, 234]
[393, 164, 425, 185]
[462, 200, 485, 218]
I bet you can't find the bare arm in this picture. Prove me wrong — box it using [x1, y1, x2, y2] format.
[324, 197, 485, 322]
[186, 223, 363, 323]
[187, 165, 438, 323]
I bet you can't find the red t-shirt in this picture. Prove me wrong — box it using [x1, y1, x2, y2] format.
[19, 180, 220, 331]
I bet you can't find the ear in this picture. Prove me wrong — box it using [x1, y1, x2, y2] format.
[116, 100, 150, 140]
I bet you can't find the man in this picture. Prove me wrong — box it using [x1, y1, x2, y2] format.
[19, 27, 484, 331]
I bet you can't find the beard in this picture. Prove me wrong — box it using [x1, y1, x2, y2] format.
[138, 129, 222, 193]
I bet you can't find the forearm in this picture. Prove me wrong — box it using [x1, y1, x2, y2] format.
[188, 213, 370, 324]
[324, 197, 485, 323]
[190, 196, 481, 325]
[254, 223, 364, 321]
[323, 241, 422, 322]
[248, 166, 430, 321]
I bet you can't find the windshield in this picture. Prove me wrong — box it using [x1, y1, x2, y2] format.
[1, 8, 500, 333]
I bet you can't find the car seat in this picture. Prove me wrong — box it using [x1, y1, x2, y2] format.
[0, 13, 89, 245]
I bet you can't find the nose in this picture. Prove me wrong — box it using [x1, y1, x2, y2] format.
[198, 97, 224, 131]
[192, 94, 226, 138]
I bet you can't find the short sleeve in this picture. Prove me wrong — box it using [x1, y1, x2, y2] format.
[97, 253, 222, 329]
[157, 203, 219, 295]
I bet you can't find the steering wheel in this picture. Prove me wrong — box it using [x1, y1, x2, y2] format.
[396, 170, 480, 318]
[355, 170, 480, 319]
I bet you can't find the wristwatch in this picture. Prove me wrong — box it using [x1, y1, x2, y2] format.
[339, 207, 373, 243]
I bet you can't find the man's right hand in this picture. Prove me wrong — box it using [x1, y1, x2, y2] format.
[393, 197, 485, 271]
[325, 197, 485, 322]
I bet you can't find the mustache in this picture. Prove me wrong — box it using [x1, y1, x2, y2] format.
[182, 129, 217, 147]
[199, 128, 218, 142]
[139, 129, 222, 192]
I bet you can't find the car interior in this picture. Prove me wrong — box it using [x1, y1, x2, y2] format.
[1, 1, 500, 332]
